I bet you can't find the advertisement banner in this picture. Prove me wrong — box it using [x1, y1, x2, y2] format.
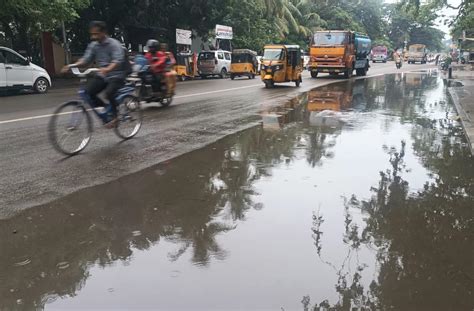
[215, 24, 233, 40]
[176, 29, 192, 45]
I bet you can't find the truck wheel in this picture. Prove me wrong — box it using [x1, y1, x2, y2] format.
[311, 71, 318, 78]
[344, 68, 353, 79]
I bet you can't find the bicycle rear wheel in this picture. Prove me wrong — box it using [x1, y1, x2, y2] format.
[114, 95, 143, 140]
[48, 101, 93, 156]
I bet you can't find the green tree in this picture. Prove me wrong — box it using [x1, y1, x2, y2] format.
[0, 0, 89, 54]
[218, 0, 278, 52]
[385, 2, 445, 51]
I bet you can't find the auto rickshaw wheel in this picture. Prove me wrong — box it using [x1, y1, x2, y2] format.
[230, 74, 235, 80]
[252, 74, 256, 79]
[295, 77, 301, 87]
[264, 80, 274, 89]
[311, 71, 318, 78]
[180, 74, 186, 82]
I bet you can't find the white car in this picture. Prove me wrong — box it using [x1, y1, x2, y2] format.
[0, 47, 52, 93]
[197, 50, 232, 78]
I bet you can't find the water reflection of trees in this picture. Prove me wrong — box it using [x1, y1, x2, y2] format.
[0, 102, 339, 309]
[3, 74, 463, 310]
[304, 105, 473, 309]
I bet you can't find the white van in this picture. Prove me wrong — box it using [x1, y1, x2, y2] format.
[197, 50, 232, 79]
[0, 47, 52, 93]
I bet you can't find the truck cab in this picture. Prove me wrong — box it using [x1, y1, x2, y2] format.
[309, 31, 371, 79]
[371, 46, 388, 63]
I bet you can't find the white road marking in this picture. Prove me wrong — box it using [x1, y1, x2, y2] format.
[0, 84, 263, 125]
[0, 112, 67, 125]
[175, 84, 261, 99]
[0, 66, 434, 126]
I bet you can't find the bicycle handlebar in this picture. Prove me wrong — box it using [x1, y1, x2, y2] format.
[70, 67, 100, 78]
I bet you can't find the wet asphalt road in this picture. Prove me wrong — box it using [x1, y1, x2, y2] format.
[0, 70, 472, 310]
[0, 62, 436, 217]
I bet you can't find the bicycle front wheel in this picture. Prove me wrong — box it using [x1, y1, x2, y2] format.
[114, 95, 143, 140]
[48, 101, 93, 156]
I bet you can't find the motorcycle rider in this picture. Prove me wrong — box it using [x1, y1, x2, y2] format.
[144, 39, 167, 92]
[62, 21, 125, 128]
[160, 43, 176, 70]
[393, 49, 402, 69]
[159, 43, 177, 93]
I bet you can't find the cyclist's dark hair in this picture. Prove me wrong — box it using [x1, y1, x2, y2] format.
[89, 21, 107, 33]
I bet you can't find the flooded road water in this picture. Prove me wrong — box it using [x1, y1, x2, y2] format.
[1, 72, 473, 310]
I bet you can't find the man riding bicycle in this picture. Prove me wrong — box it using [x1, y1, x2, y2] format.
[62, 21, 125, 128]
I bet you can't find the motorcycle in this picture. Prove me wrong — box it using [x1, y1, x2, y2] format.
[395, 59, 402, 69]
[131, 54, 176, 107]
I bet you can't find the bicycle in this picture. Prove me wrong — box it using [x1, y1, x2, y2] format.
[48, 68, 143, 156]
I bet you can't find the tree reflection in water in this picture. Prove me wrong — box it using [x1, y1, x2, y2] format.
[304, 83, 473, 309]
[1, 73, 471, 310]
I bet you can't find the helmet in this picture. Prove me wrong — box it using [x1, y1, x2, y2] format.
[146, 39, 160, 52]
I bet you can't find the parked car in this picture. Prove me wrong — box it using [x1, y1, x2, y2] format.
[0, 47, 52, 93]
[197, 50, 232, 79]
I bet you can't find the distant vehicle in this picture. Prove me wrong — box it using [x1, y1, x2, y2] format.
[230, 49, 258, 80]
[371, 46, 388, 63]
[256, 56, 263, 72]
[407, 44, 428, 64]
[197, 50, 232, 79]
[0, 46, 52, 93]
[303, 55, 310, 68]
[175, 52, 197, 81]
[308, 30, 371, 79]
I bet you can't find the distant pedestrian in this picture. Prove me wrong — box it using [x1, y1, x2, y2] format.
[435, 54, 440, 66]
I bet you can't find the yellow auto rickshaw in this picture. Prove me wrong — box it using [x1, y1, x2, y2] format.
[261, 44, 303, 88]
[175, 52, 197, 81]
[230, 49, 258, 80]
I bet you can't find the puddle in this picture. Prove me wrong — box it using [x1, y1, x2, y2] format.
[0, 73, 472, 310]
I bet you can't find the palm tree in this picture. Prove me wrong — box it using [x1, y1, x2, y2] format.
[262, 0, 316, 38]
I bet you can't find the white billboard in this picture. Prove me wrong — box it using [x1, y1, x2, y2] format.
[216, 24, 233, 40]
[176, 28, 192, 45]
